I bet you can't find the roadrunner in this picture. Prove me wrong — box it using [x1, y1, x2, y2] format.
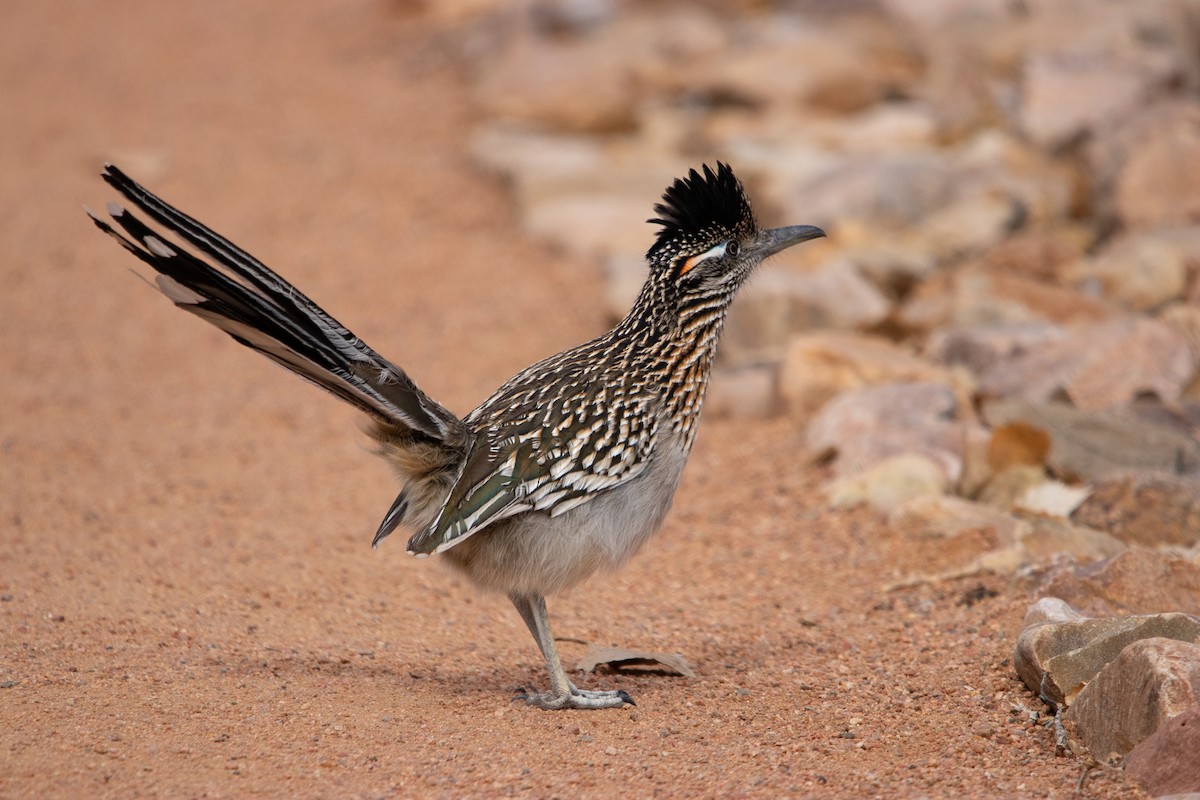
[89, 162, 824, 709]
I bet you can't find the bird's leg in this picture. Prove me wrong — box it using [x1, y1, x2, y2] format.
[508, 593, 634, 710]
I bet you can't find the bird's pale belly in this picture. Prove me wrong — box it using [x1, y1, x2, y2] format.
[442, 442, 690, 596]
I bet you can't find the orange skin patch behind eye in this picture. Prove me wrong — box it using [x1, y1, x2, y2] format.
[678, 253, 703, 276]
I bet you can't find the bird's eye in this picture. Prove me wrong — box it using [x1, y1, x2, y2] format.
[725, 240, 740, 257]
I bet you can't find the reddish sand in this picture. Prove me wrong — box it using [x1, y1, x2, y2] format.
[1, 3, 1141, 797]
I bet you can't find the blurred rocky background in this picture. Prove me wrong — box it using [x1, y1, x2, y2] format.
[424, 0, 1200, 792]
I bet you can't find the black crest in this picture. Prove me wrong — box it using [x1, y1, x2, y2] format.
[646, 162, 755, 262]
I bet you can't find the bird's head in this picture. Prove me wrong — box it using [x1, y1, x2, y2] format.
[646, 162, 824, 298]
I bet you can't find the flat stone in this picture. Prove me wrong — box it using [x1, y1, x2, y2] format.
[1022, 597, 1086, 629]
[1062, 230, 1195, 312]
[1020, 48, 1176, 150]
[1066, 637, 1200, 760]
[704, 365, 778, 420]
[722, 259, 891, 365]
[779, 332, 954, 417]
[1071, 473, 1200, 549]
[925, 321, 1068, 377]
[1124, 706, 1200, 797]
[888, 494, 1027, 543]
[1015, 613, 1200, 709]
[1037, 549, 1200, 618]
[825, 453, 950, 514]
[806, 381, 969, 481]
[978, 317, 1196, 412]
[1115, 104, 1200, 230]
[983, 401, 1200, 482]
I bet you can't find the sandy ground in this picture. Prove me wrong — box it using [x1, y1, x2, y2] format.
[1, 2, 1144, 797]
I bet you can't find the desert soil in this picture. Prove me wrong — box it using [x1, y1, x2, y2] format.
[1, 2, 1143, 798]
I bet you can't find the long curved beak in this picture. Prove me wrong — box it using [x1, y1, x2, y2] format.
[750, 224, 826, 259]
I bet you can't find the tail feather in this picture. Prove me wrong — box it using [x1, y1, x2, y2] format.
[89, 165, 469, 447]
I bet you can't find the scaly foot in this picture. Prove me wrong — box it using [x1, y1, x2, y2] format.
[514, 684, 635, 710]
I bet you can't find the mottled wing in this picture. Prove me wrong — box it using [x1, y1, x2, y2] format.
[405, 359, 659, 555]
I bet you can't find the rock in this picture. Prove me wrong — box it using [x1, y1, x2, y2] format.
[806, 381, 971, 481]
[721, 259, 891, 364]
[1019, 515, 1126, 564]
[983, 401, 1200, 482]
[778, 332, 955, 417]
[704, 365, 777, 420]
[888, 494, 1027, 542]
[824, 453, 950, 514]
[1014, 613, 1200, 709]
[1071, 473, 1200, 549]
[1124, 706, 1200, 797]
[977, 465, 1052, 511]
[782, 150, 959, 232]
[977, 317, 1196, 412]
[1062, 231, 1194, 313]
[1037, 549, 1200, 618]
[1015, 480, 1091, 519]
[899, 270, 1113, 334]
[472, 34, 637, 133]
[681, 20, 909, 114]
[1115, 104, 1200, 229]
[603, 252, 647, 322]
[911, 192, 1019, 262]
[926, 321, 1068, 376]
[980, 230, 1091, 285]
[524, 192, 651, 260]
[1020, 48, 1178, 150]
[1022, 597, 1085, 629]
[885, 498, 1122, 587]
[1066, 637, 1200, 760]
[1160, 303, 1200, 360]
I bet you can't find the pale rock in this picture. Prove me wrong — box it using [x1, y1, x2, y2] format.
[604, 252, 646, 322]
[781, 150, 959, 232]
[1020, 47, 1178, 150]
[1015, 480, 1092, 519]
[1062, 232, 1193, 312]
[1087, 100, 1200, 225]
[1071, 472, 1200, 549]
[977, 317, 1196, 412]
[806, 381, 975, 482]
[980, 229, 1091, 284]
[977, 465, 1052, 512]
[1014, 613, 1200, 709]
[888, 494, 1027, 542]
[1159, 304, 1200, 362]
[1037, 549, 1200, 618]
[472, 33, 638, 133]
[1124, 706, 1200, 797]
[1020, 515, 1126, 564]
[704, 364, 777, 420]
[925, 321, 1067, 376]
[911, 192, 1019, 262]
[1022, 597, 1085, 629]
[885, 497, 1122, 587]
[469, 125, 608, 191]
[899, 269, 1113, 334]
[524, 192, 650, 260]
[842, 240, 937, 299]
[779, 333, 955, 418]
[1067, 637, 1200, 760]
[983, 401, 1200, 482]
[682, 20, 905, 114]
[824, 453, 950, 514]
[721, 259, 891, 365]
[1115, 104, 1200, 229]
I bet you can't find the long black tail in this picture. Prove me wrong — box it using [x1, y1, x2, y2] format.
[89, 165, 467, 445]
